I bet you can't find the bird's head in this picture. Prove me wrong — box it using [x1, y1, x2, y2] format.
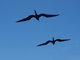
[34, 10, 37, 15]
[52, 37, 55, 41]
[34, 10, 36, 12]
[34, 10, 36, 13]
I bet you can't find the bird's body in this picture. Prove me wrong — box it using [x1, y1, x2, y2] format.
[37, 37, 70, 46]
[16, 10, 59, 23]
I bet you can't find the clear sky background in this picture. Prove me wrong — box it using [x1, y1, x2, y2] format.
[0, 0, 80, 60]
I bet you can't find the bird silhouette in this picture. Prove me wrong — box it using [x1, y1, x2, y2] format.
[16, 10, 59, 23]
[37, 37, 70, 46]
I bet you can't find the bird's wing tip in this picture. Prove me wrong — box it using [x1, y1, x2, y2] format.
[37, 45, 41, 46]
[64, 39, 71, 41]
[16, 21, 19, 23]
[67, 39, 71, 40]
[57, 14, 60, 16]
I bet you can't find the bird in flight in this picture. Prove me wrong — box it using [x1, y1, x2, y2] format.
[37, 37, 70, 46]
[16, 10, 59, 23]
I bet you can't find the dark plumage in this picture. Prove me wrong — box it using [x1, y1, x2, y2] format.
[16, 10, 59, 23]
[37, 37, 70, 46]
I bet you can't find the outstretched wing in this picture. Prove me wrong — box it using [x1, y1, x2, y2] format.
[37, 40, 51, 46]
[16, 15, 35, 23]
[55, 39, 70, 42]
[38, 14, 59, 18]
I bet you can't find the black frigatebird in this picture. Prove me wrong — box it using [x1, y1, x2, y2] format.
[37, 37, 70, 46]
[16, 10, 59, 23]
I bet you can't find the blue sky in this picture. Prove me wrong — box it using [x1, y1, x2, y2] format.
[0, 0, 80, 60]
